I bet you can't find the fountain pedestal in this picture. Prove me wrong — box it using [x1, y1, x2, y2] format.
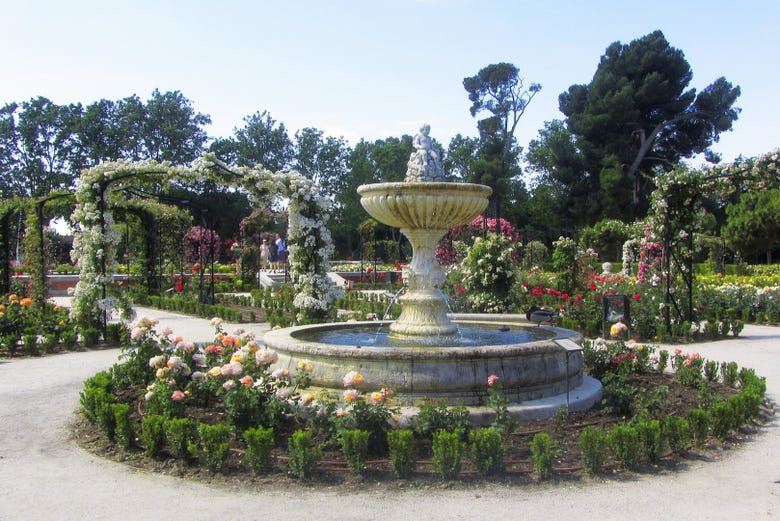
[392, 227, 454, 336]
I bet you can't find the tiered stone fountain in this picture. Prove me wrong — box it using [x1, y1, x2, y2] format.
[265, 124, 600, 415]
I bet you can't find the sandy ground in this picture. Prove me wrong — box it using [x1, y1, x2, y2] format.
[1, 306, 778, 521]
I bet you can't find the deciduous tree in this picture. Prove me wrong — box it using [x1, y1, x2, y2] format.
[211, 110, 294, 172]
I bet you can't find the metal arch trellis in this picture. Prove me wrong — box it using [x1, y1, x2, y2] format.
[649, 150, 780, 335]
[27, 192, 75, 306]
[0, 193, 75, 304]
[70, 153, 338, 332]
[72, 163, 247, 331]
[111, 196, 192, 297]
[120, 186, 219, 304]
[0, 198, 27, 295]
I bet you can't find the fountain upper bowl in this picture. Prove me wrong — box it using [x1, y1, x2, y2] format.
[358, 182, 492, 229]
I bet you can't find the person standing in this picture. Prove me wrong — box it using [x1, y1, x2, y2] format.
[275, 233, 286, 270]
[259, 239, 272, 270]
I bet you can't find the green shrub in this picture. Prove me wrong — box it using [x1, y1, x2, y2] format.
[704, 360, 720, 382]
[387, 429, 417, 479]
[39, 333, 57, 354]
[721, 362, 739, 388]
[243, 426, 275, 474]
[529, 432, 554, 480]
[112, 403, 134, 449]
[60, 330, 77, 350]
[600, 372, 637, 417]
[198, 423, 231, 473]
[22, 334, 39, 356]
[222, 385, 268, 433]
[1, 332, 19, 355]
[522, 240, 549, 269]
[469, 428, 505, 477]
[431, 429, 465, 480]
[554, 406, 569, 434]
[730, 390, 762, 426]
[412, 401, 471, 439]
[632, 385, 669, 421]
[85, 371, 113, 391]
[579, 426, 608, 474]
[731, 320, 745, 336]
[165, 418, 197, 460]
[635, 419, 664, 463]
[140, 415, 166, 457]
[656, 350, 669, 373]
[610, 424, 640, 470]
[334, 399, 392, 456]
[675, 358, 704, 387]
[288, 429, 321, 479]
[339, 429, 370, 474]
[147, 388, 185, 420]
[709, 401, 735, 440]
[80, 327, 100, 347]
[95, 399, 117, 441]
[662, 416, 690, 455]
[686, 408, 710, 447]
[105, 323, 128, 345]
[79, 372, 113, 424]
[739, 367, 766, 396]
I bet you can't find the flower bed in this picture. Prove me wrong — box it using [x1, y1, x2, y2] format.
[75, 317, 771, 485]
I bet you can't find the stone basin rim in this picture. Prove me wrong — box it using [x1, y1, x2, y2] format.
[263, 320, 583, 358]
[357, 181, 493, 196]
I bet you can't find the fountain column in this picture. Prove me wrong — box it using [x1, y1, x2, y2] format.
[392, 227, 455, 336]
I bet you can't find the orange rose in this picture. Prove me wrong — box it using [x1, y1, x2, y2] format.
[19, 298, 33, 307]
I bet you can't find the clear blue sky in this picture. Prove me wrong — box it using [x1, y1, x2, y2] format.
[3, 0, 778, 163]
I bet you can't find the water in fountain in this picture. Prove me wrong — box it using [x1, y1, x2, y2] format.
[380, 287, 405, 323]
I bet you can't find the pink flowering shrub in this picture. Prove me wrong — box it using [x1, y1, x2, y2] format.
[437, 215, 519, 265]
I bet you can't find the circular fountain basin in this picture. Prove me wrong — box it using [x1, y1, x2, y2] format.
[264, 318, 587, 406]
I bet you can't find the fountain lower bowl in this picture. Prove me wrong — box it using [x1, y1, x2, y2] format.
[264, 316, 588, 406]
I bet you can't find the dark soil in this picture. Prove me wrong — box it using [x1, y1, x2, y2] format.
[71, 371, 776, 491]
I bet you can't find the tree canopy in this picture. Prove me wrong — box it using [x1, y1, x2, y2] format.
[462, 63, 540, 229]
[555, 30, 741, 221]
[0, 91, 211, 198]
[723, 189, 780, 264]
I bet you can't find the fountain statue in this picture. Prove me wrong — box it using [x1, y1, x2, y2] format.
[264, 125, 601, 414]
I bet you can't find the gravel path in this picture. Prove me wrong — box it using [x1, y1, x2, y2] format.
[1, 309, 778, 521]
